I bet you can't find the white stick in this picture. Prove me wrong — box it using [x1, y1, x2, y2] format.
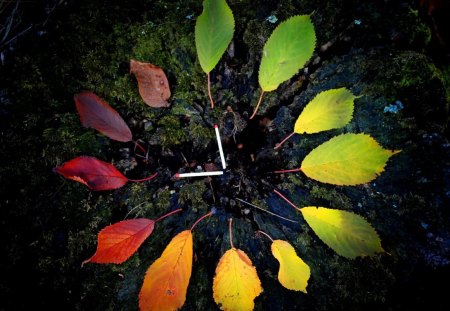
[176, 171, 224, 178]
[214, 124, 227, 169]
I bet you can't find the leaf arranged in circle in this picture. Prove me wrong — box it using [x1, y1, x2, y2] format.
[130, 59, 171, 108]
[139, 230, 193, 311]
[294, 88, 357, 134]
[195, 0, 235, 73]
[54, 156, 128, 191]
[75, 91, 132, 142]
[83, 218, 155, 265]
[301, 133, 400, 185]
[259, 15, 316, 92]
[300, 206, 384, 259]
[83, 210, 182, 266]
[271, 240, 310, 292]
[213, 248, 262, 311]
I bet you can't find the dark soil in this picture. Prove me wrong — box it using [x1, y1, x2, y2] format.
[1, 0, 450, 310]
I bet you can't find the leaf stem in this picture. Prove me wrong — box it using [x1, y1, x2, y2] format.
[236, 198, 298, 223]
[228, 218, 235, 249]
[128, 172, 158, 182]
[257, 230, 274, 242]
[207, 73, 214, 109]
[133, 140, 147, 155]
[273, 189, 300, 210]
[249, 90, 265, 119]
[273, 168, 302, 174]
[155, 208, 183, 223]
[274, 132, 296, 150]
[190, 211, 213, 231]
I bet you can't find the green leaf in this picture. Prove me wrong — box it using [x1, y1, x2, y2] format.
[294, 88, 357, 134]
[259, 15, 316, 92]
[301, 133, 400, 185]
[300, 206, 384, 259]
[195, 0, 235, 74]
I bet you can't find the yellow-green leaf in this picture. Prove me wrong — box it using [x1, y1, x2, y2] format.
[271, 240, 310, 292]
[195, 0, 234, 73]
[213, 248, 262, 311]
[139, 230, 193, 311]
[294, 88, 357, 134]
[300, 206, 383, 259]
[301, 133, 400, 185]
[259, 15, 316, 92]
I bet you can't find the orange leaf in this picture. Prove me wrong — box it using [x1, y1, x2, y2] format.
[82, 218, 155, 265]
[130, 59, 171, 108]
[139, 230, 193, 311]
[54, 156, 128, 191]
[75, 91, 132, 142]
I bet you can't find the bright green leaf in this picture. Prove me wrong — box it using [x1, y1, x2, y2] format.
[195, 0, 235, 73]
[300, 206, 384, 259]
[294, 88, 357, 134]
[301, 133, 400, 185]
[259, 15, 316, 92]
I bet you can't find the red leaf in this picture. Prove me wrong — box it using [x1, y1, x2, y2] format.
[75, 91, 132, 142]
[130, 59, 171, 108]
[83, 218, 155, 265]
[55, 156, 128, 191]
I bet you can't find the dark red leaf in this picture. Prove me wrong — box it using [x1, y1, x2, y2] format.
[130, 60, 171, 108]
[83, 218, 155, 264]
[55, 156, 128, 191]
[75, 91, 132, 142]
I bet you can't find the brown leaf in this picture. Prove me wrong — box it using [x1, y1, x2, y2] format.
[130, 60, 171, 108]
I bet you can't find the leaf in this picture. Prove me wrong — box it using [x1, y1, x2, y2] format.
[139, 230, 192, 311]
[294, 88, 357, 134]
[259, 15, 316, 92]
[195, 0, 234, 73]
[300, 206, 384, 259]
[301, 133, 400, 185]
[271, 240, 310, 292]
[82, 219, 155, 265]
[213, 248, 262, 311]
[75, 91, 132, 142]
[130, 60, 171, 108]
[54, 156, 128, 191]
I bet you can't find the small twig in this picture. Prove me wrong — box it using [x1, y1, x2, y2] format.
[236, 198, 299, 223]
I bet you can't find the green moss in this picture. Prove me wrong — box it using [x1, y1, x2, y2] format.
[155, 115, 189, 147]
[309, 185, 353, 210]
[178, 180, 208, 211]
[188, 123, 215, 149]
[155, 187, 172, 212]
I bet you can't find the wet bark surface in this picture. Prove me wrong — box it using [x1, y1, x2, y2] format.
[1, 0, 450, 310]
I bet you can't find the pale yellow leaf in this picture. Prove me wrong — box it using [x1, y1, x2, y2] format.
[213, 248, 262, 311]
[271, 240, 310, 292]
[301, 133, 400, 185]
[294, 88, 356, 134]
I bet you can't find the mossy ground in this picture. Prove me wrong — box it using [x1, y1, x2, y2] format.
[1, 0, 449, 310]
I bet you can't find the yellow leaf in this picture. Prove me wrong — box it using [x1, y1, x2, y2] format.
[139, 230, 193, 311]
[294, 88, 356, 134]
[301, 133, 400, 185]
[271, 240, 310, 292]
[300, 207, 384, 259]
[213, 248, 262, 311]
